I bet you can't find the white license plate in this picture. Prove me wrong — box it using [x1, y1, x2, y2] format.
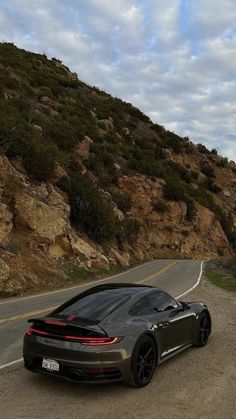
[42, 358, 59, 372]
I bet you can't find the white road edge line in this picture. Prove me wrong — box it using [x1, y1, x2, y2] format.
[176, 261, 204, 299]
[0, 259, 165, 306]
[0, 260, 204, 371]
[0, 358, 23, 371]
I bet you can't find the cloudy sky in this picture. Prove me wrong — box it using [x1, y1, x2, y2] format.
[0, 0, 236, 160]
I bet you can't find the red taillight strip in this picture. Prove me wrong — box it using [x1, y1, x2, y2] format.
[26, 327, 121, 346]
[26, 327, 48, 336]
[64, 336, 120, 345]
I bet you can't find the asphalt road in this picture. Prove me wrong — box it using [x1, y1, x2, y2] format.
[1, 259, 235, 419]
[0, 259, 202, 367]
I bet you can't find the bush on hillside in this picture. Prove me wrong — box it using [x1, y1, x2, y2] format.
[58, 173, 119, 243]
[201, 164, 215, 178]
[110, 190, 132, 213]
[197, 143, 211, 154]
[24, 139, 59, 181]
[216, 157, 228, 168]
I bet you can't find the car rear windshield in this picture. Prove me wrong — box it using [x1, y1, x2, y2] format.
[55, 291, 129, 322]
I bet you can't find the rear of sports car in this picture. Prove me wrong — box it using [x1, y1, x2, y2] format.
[23, 317, 131, 384]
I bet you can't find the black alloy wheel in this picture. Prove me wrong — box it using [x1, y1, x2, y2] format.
[195, 312, 211, 347]
[128, 335, 157, 387]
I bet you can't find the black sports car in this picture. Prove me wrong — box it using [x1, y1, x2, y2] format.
[23, 283, 211, 387]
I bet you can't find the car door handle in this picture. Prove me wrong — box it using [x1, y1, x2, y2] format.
[158, 321, 170, 328]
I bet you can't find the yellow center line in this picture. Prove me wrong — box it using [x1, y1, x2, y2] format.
[136, 260, 177, 284]
[0, 260, 178, 325]
[0, 306, 59, 325]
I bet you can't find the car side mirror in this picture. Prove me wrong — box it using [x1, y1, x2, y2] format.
[180, 301, 190, 310]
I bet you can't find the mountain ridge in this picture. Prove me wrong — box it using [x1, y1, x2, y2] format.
[0, 42, 235, 296]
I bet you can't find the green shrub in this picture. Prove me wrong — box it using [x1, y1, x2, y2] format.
[204, 179, 222, 193]
[121, 218, 140, 244]
[58, 173, 119, 243]
[24, 139, 59, 181]
[165, 131, 184, 153]
[164, 177, 188, 202]
[110, 190, 132, 213]
[186, 198, 197, 221]
[216, 157, 228, 168]
[197, 143, 211, 154]
[201, 164, 215, 178]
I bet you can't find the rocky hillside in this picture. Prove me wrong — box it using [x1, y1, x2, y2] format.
[0, 42, 236, 296]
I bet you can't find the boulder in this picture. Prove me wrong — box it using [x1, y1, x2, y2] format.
[75, 136, 93, 159]
[33, 125, 43, 135]
[222, 189, 231, 198]
[15, 191, 70, 241]
[122, 127, 130, 136]
[100, 119, 114, 131]
[48, 242, 67, 258]
[40, 96, 59, 109]
[68, 233, 109, 270]
[90, 254, 109, 270]
[69, 235, 98, 259]
[111, 249, 130, 267]
[0, 154, 28, 187]
[162, 148, 172, 159]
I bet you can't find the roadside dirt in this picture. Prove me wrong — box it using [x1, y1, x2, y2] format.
[0, 275, 235, 419]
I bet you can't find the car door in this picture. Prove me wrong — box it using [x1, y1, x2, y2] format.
[147, 291, 195, 358]
[162, 306, 195, 357]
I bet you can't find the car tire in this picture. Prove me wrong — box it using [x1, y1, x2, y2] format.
[128, 335, 157, 387]
[195, 311, 211, 347]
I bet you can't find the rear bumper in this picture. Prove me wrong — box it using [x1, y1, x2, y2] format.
[23, 334, 131, 383]
[24, 356, 123, 383]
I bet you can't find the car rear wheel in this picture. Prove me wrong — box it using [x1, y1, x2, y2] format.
[195, 312, 211, 347]
[128, 335, 157, 387]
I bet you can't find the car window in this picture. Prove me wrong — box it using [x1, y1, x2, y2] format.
[129, 290, 178, 316]
[55, 291, 129, 321]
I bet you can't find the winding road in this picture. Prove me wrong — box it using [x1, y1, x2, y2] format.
[1, 258, 235, 419]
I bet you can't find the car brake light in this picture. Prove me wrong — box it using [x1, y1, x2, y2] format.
[26, 327, 48, 336]
[64, 336, 122, 345]
[26, 327, 121, 345]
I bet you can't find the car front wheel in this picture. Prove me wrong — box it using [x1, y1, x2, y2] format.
[195, 312, 211, 347]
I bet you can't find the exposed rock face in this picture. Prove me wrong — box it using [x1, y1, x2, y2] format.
[32, 124, 43, 135]
[40, 96, 59, 109]
[100, 118, 114, 131]
[0, 258, 10, 292]
[68, 233, 109, 270]
[75, 136, 93, 159]
[15, 189, 70, 241]
[0, 154, 28, 187]
[0, 203, 13, 245]
[111, 249, 130, 267]
[117, 174, 231, 259]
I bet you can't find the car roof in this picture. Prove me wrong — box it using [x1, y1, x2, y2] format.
[86, 283, 155, 296]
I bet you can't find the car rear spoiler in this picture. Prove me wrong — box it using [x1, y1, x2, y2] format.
[27, 317, 107, 337]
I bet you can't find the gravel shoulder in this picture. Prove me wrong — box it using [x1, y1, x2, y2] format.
[0, 274, 235, 419]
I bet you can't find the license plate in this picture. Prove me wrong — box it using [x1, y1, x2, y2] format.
[42, 358, 59, 372]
